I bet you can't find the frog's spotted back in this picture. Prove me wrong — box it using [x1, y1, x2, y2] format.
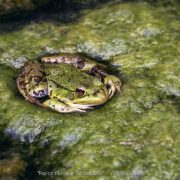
[44, 63, 94, 91]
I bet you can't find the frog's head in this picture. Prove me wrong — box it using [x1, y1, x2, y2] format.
[48, 73, 109, 107]
[68, 77, 109, 106]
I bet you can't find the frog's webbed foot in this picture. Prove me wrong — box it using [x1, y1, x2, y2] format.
[104, 75, 121, 98]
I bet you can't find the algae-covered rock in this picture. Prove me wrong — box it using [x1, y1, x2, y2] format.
[0, 1, 179, 179]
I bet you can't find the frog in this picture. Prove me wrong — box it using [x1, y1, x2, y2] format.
[17, 53, 121, 113]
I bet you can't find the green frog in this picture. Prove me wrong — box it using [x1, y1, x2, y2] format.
[17, 54, 121, 113]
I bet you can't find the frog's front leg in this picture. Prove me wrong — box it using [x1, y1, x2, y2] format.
[43, 98, 86, 113]
[104, 75, 121, 98]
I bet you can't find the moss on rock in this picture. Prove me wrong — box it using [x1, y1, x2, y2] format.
[0, 1, 179, 179]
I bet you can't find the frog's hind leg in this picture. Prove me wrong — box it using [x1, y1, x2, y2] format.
[16, 72, 46, 108]
[41, 54, 84, 66]
[41, 54, 108, 76]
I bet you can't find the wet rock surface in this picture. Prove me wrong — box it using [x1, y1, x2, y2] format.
[0, 1, 179, 179]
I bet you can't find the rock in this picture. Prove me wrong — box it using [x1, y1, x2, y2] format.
[0, 1, 179, 179]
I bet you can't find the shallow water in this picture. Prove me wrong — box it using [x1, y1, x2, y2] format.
[0, 1, 180, 179]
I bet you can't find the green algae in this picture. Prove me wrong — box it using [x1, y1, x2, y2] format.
[0, 1, 180, 179]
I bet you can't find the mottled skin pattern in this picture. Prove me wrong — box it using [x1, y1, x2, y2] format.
[17, 54, 121, 113]
[17, 61, 46, 108]
[41, 54, 108, 75]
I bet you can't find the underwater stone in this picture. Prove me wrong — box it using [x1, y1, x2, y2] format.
[4, 115, 45, 143]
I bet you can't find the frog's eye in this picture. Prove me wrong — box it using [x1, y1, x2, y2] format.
[76, 87, 85, 97]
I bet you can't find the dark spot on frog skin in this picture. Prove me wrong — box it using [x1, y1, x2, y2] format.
[33, 89, 48, 98]
[61, 56, 65, 62]
[18, 80, 25, 86]
[76, 61, 85, 69]
[93, 92, 97, 96]
[91, 66, 98, 73]
[52, 105, 55, 110]
[19, 74, 25, 79]
[34, 76, 43, 83]
[106, 84, 111, 89]
[33, 91, 39, 96]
